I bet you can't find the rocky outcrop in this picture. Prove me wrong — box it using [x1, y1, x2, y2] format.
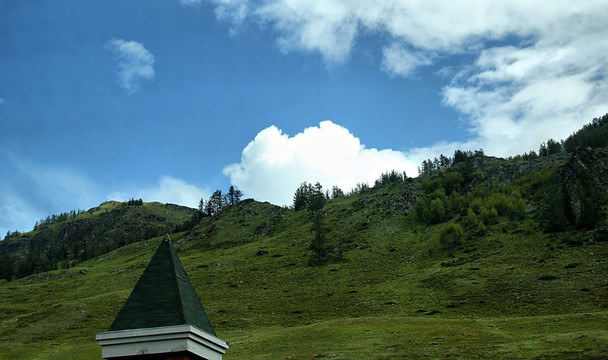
[557, 147, 608, 227]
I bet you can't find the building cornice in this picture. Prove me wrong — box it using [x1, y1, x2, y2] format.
[96, 324, 228, 360]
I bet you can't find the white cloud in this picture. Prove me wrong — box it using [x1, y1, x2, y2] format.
[214, 0, 249, 24]
[223, 121, 418, 206]
[0, 98, 6, 105]
[211, 0, 608, 157]
[381, 43, 432, 78]
[443, 19, 608, 156]
[212, 0, 359, 63]
[179, 0, 202, 6]
[109, 176, 209, 209]
[211, 1, 565, 65]
[104, 39, 155, 94]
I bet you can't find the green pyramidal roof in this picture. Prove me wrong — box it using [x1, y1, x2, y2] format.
[108, 235, 216, 336]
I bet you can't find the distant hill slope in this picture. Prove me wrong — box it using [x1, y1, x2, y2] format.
[0, 201, 197, 279]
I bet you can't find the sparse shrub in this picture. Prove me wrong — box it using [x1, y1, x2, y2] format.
[429, 199, 446, 223]
[415, 189, 448, 224]
[443, 172, 464, 196]
[480, 206, 499, 225]
[465, 207, 478, 228]
[595, 206, 608, 242]
[541, 186, 568, 232]
[465, 207, 487, 236]
[475, 221, 487, 235]
[308, 211, 329, 265]
[421, 177, 442, 193]
[448, 192, 467, 215]
[486, 193, 508, 215]
[469, 197, 483, 214]
[439, 223, 464, 250]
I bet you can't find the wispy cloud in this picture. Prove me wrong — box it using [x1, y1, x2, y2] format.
[0, 98, 7, 105]
[211, 0, 608, 157]
[108, 176, 209, 209]
[0, 152, 207, 234]
[0, 154, 101, 236]
[104, 39, 155, 94]
[0, 191, 40, 237]
[213, 0, 250, 35]
[178, 0, 202, 6]
[381, 43, 432, 78]
[223, 121, 417, 206]
[442, 20, 608, 156]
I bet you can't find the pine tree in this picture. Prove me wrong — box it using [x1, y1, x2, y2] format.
[293, 182, 312, 211]
[308, 211, 328, 265]
[331, 185, 344, 199]
[198, 198, 205, 214]
[206, 190, 226, 216]
[308, 182, 326, 212]
[225, 185, 243, 206]
[439, 154, 452, 168]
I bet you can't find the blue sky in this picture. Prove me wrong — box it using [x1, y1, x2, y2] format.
[2, 0, 607, 236]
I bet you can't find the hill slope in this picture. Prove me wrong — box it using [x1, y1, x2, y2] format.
[0, 148, 607, 359]
[0, 201, 197, 279]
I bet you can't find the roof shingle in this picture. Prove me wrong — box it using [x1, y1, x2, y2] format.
[108, 235, 216, 336]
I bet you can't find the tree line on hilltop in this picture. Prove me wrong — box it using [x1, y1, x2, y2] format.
[197, 185, 244, 216]
[292, 170, 410, 212]
[418, 113, 608, 175]
[176, 185, 245, 232]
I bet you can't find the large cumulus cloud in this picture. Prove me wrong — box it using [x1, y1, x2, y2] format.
[224, 121, 417, 206]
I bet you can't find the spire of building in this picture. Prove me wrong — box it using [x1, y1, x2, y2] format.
[97, 235, 228, 359]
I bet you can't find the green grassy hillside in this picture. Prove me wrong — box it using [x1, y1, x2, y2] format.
[1, 150, 607, 359]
